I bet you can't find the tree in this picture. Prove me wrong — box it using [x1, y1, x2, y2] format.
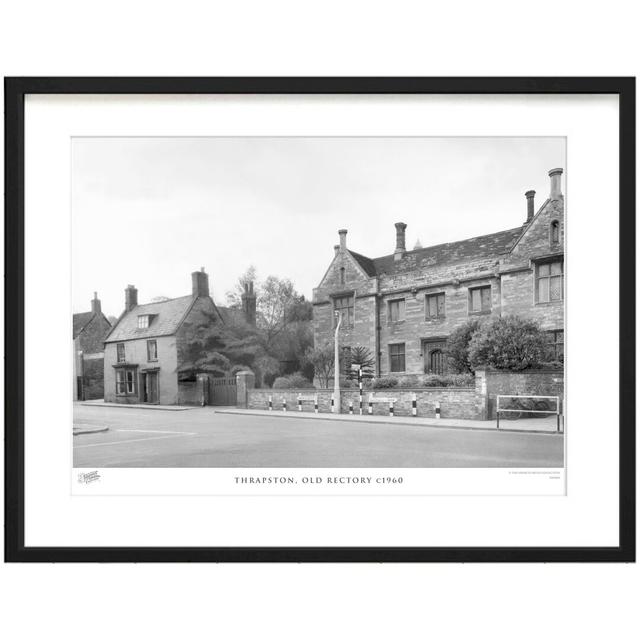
[468, 316, 549, 371]
[444, 319, 482, 373]
[302, 342, 335, 389]
[346, 346, 376, 379]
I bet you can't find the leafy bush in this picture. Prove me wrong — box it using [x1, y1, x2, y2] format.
[397, 375, 422, 388]
[372, 376, 399, 389]
[469, 316, 549, 371]
[421, 373, 474, 387]
[271, 372, 315, 389]
[443, 319, 482, 373]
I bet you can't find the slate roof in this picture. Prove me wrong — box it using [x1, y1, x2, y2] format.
[348, 227, 523, 277]
[73, 312, 96, 338]
[105, 295, 197, 343]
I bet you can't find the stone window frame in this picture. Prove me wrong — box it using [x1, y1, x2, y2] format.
[147, 339, 158, 362]
[549, 219, 561, 247]
[534, 257, 564, 305]
[547, 329, 564, 362]
[387, 297, 406, 324]
[388, 342, 406, 373]
[116, 342, 126, 363]
[468, 285, 492, 315]
[333, 292, 355, 328]
[339, 266, 346, 285]
[425, 291, 446, 320]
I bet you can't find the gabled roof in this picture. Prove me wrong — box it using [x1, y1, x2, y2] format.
[346, 227, 523, 277]
[73, 312, 96, 338]
[105, 295, 197, 343]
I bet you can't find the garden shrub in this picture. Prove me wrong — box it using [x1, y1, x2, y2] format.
[397, 375, 422, 388]
[444, 319, 482, 373]
[372, 376, 399, 389]
[469, 316, 549, 371]
[272, 372, 315, 389]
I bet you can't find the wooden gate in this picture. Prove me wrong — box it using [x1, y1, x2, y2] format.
[211, 376, 237, 406]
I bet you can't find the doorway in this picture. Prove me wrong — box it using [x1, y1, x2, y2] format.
[142, 371, 159, 403]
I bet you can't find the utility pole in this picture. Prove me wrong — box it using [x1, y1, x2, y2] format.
[333, 310, 342, 413]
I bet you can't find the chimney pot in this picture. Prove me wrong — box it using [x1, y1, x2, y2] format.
[192, 269, 210, 298]
[338, 229, 348, 250]
[124, 285, 138, 312]
[241, 279, 257, 325]
[91, 292, 102, 315]
[394, 222, 407, 260]
[525, 190, 536, 222]
[549, 168, 563, 199]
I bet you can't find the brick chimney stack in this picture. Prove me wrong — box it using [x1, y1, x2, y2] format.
[525, 190, 536, 223]
[91, 291, 102, 315]
[192, 267, 210, 298]
[549, 168, 563, 199]
[124, 285, 138, 312]
[338, 229, 348, 251]
[394, 222, 407, 261]
[241, 280, 257, 325]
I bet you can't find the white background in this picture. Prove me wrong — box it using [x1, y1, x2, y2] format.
[1, 1, 638, 639]
[27, 94, 605, 547]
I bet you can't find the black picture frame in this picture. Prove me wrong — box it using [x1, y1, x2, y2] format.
[4, 77, 635, 563]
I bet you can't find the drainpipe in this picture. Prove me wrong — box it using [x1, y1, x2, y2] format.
[333, 310, 342, 413]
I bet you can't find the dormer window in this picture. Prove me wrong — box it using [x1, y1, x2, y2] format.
[550, 220, 560, 246]
[137, 314, 153, 329]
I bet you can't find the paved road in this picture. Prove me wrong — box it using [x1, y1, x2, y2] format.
[73, 404, 564, 468]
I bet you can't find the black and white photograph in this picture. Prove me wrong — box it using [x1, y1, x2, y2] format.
[72, 136, 566, 471]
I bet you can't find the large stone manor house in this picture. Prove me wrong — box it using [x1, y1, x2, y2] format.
[312, 168, 565, 377]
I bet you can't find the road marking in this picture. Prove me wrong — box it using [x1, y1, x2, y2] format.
[73, 434, 194, 448]
[115, 429, 196, 435]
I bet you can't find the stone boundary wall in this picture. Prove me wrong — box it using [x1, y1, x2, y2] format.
[475, 369, 565, 420]
[246, 388, 477, 419]
[239, 369, 564, 421]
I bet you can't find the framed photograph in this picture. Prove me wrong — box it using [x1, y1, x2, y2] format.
[4, 77, 635, 562]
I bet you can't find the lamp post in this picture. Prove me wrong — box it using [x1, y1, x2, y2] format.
[333, 310, 342, 413]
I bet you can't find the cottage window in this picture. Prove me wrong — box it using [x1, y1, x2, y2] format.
[389, 343, 406, 372]
[116, 368, 136, 395]
[425, 293, 445, 319]
[334, 295, 354, 327]
[388, 298, 406, 322]
[147, 339, 158, 361]
[137, 315, 150, 329]
[340, 267, 346, 285]
[116, 342, 125, 363]
[536, 260, 563, 303]
[469, 286, 491, 314]
[548, 330, 564, 362]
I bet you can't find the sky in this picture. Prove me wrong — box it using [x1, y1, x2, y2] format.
[72, 137, 565, 317]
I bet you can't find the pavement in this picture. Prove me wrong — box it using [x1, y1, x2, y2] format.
[215, 408, 563, 434]
[73, 403, 564, 468]
[80, 399, 196, 411]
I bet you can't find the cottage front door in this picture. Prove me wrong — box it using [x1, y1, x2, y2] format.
[423, 339, 447, 375]
[144, 371, 159, 404]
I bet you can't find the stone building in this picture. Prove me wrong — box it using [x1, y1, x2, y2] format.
[103, 269, 256, 405]
[73, 293, 112, 400]
[312, 168, 565, 378]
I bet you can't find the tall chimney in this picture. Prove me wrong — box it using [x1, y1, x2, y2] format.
[394, 222, 407, 261]
[549, 168, 563, 199]
[338, 229, 348, 251]
[241, 280, 257, 325]
[192, 267, 210, 298]
[125, 285, 138, 312]
[525, 190, 536, 222]
[91, 291, 102, 315]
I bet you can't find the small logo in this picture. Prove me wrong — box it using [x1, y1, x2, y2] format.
[78, 470, 101, 484]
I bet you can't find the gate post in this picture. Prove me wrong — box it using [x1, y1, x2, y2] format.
[235, 370, 255, 409]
